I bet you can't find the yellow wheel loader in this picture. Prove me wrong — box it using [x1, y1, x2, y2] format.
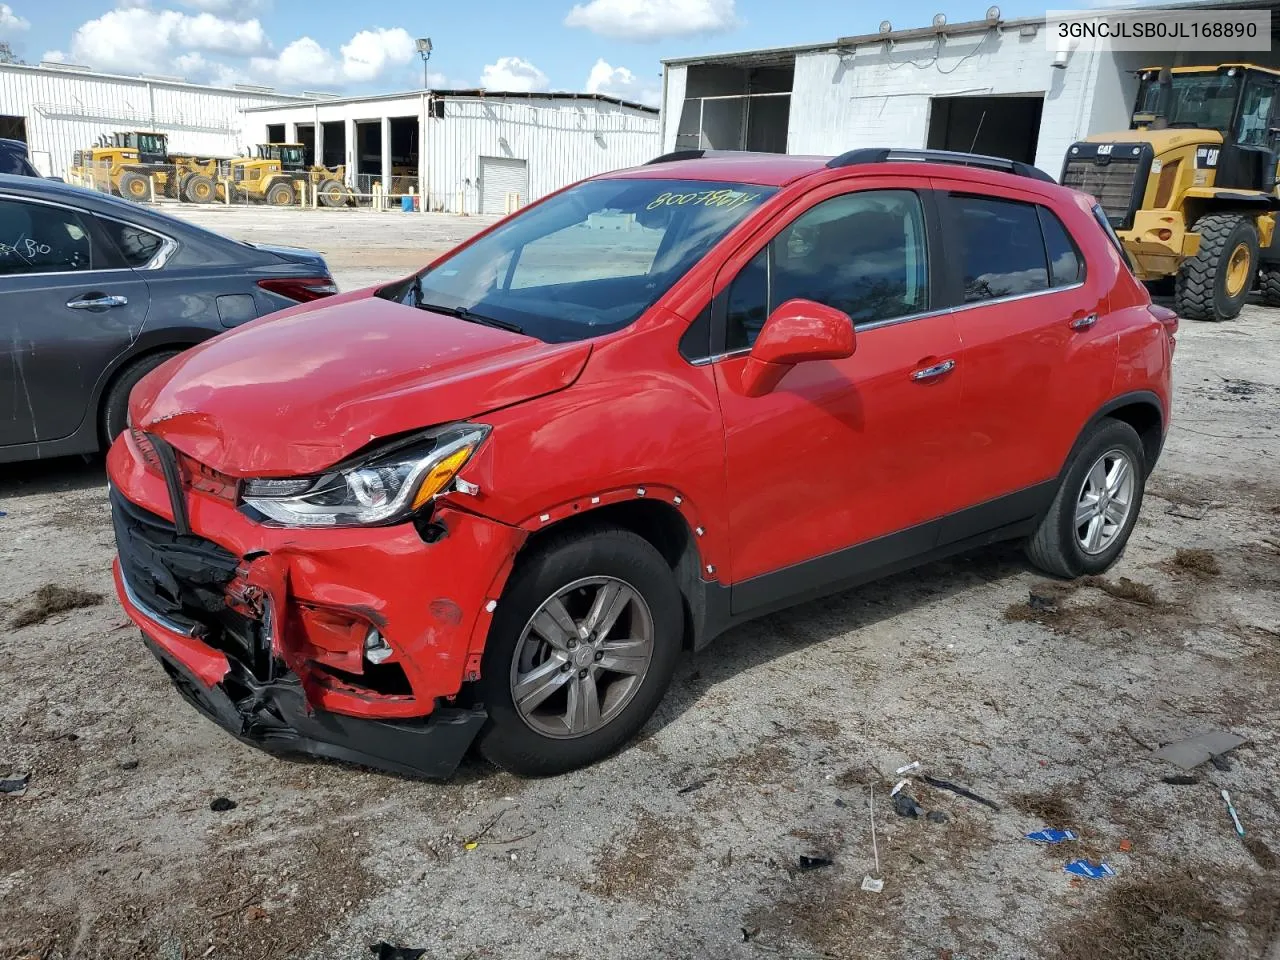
[67, 132, 228, 204]
[1062, 64, 1280, 322]
[227, 143, 354, 206]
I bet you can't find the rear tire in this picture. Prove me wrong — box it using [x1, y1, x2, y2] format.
[318, 179, 350, 208]
[1025, 419, 1147, 579]
[1174, 213, 1257, 322]
[475, 527, 683, 776]
[101, 351, 181, 446]
[1259, 265, 1280, 306]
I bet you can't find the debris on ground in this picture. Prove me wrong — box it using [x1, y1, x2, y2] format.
[860, 875, 884, 893]
[1152, 731, 1247, 771]
[892, 793, 924, 819]
[895, 760, 920, 775]
[1081, 575, 1157, 605]
[926, 811, 949, 824]
[1118, 839, 1133, 853]
[9, 584, 104, 629]
[119, 759, 139, 771]
[798, 855, 833, 871]
[209, 797, 237, 812]
[1027, 589, 1059, 613]
[677, 779, 708, 795]
[369, 943, 427, 960]
[1162, 774, 1199, 786]
[1, 773, 30, 797]
[921, 775, 1001, 811]
[741, 926, 760, 942]
[890, 779, 908, 797]
[1064, 859, 1115, 880]
[1166, 501, 1209, 520]
[1171, 547, 1221, 577]
[1026, 829, 1077, 844]
[1221, 790, 1245, 837]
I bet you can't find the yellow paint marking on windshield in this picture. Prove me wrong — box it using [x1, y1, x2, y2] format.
[646, 189, 762, 211]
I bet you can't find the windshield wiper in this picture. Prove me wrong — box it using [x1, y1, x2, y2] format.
[413, 289, 524, 334]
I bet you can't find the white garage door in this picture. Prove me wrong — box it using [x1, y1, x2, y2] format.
[479, 156, 529, 215]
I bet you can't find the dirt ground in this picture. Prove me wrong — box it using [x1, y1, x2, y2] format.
[2, 206, 1278, 960]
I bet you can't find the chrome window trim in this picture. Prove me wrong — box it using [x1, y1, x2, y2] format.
[691, 280, 1087, 366]
[0, 191, 178, 276]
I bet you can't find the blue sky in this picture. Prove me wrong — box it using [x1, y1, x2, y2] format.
[1, 0, 1083, 103]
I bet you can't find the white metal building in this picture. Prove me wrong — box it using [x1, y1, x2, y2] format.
[242, 90, 661, 214]
[660, 2, 1280, 176]
[0, 60, 313, 177]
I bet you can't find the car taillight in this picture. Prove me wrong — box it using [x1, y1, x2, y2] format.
[1149, 303, 1178, 352]
[257, 277, 338, 303]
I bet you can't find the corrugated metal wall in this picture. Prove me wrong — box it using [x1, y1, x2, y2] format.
[424, 97, 659, 213]
[0, 64, 307, 176]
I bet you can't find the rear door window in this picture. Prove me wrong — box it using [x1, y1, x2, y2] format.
[947, 195, 1048, 302]
[0, 198, 95, 275]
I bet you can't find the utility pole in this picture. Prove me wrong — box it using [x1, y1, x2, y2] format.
[416, 38, 433, 89]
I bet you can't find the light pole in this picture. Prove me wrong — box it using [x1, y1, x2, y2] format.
[416, 38, 433, 89]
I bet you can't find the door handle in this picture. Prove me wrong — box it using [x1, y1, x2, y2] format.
[67, 294, 128, 310]
[911, 358, 956, 381]
[1070, 313, 1098, 331]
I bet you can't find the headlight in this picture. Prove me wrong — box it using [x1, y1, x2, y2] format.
[241, 423, 489, 527]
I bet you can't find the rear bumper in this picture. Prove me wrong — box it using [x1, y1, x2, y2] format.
[143, 625, 486, 779]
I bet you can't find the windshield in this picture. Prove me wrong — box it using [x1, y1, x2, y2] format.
[280, 146, 305, 167]
[409, 178, 775, 343]
[1135, 74, 1240, 133]
[138, 134, 166, 156]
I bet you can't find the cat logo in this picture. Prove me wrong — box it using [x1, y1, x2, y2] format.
[1195, 147, 1220, 169]
[1097, 144, 1113, 156]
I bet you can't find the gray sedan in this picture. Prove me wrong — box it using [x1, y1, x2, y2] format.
[0, 174, 335, 464]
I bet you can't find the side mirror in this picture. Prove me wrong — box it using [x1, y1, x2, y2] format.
[740, 298, 855, 397]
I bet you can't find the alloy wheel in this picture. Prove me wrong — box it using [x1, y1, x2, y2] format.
[1074, 447, 1136, 555]
[510, 576, 655, 739]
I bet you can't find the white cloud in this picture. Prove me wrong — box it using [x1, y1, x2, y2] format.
[40, 48, 67, 62]
[340, 27, 414, 83]
[178, 0, 268, 12]
[249, 36, 338, 86]
[565, 0, 738, 41]
[68, 7, 267, 73]
[481, 56, 549, 92]
[585, 57, 659, 106]
[0, 3, 29, 32]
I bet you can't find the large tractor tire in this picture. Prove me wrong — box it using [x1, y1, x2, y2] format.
[184, 174, 216, 204]
[1174, 213, 1258, 322]
[318, 179, 352, 208]
[119, 171, 151, 202]
[1259, 265, 1280, 306]
[265, 181, 295, 206]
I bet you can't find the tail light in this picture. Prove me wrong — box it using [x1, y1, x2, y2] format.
[1149, 303, 1179, 353]
[257, 277, 338, 303]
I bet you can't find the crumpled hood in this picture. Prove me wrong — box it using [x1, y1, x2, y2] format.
[131, 292, 591, 476]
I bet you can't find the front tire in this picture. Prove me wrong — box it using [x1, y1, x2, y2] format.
[1175, 213, 1258, 322]
[1259, 265, 1280, 306]
[475, 527, 683, 776]
[1025, 419, 1147, 578]
[184, 174, 215, 204]
[265, 182, 295, 206]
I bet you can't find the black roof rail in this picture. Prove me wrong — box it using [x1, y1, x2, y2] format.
[826, 147, 1057, 184]
[645, 149, 784, 165]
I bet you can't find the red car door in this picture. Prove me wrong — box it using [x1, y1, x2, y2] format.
[929, 179, 1116, 515]
[708, 179, 964, 607]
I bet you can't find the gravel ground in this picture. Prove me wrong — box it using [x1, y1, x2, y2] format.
[1, 205, 1278, 960]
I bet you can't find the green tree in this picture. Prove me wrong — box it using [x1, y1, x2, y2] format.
[0, 41, 25, 65]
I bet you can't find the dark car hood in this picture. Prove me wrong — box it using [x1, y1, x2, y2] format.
[131, 292, 591, 476]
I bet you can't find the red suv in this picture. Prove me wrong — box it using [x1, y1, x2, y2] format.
[109, 149, 1176, 778]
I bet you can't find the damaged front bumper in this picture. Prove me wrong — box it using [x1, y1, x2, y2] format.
[107, 429, 525, 779]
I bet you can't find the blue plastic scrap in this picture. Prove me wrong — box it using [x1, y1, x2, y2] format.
[1026, 829, 1077, 844]
[1064, 859, 1115, 879]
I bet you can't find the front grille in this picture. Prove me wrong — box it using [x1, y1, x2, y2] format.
[1062, 159, 1142, 227]
[111, 489, 239, 632]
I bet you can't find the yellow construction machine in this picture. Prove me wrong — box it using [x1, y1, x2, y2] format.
[1062, 64, 1280, 322]
[226, 143, 353, 206]
[68, 131, 226, 203]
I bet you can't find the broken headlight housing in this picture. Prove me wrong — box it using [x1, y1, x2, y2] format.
[241, 423, 489, 528]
